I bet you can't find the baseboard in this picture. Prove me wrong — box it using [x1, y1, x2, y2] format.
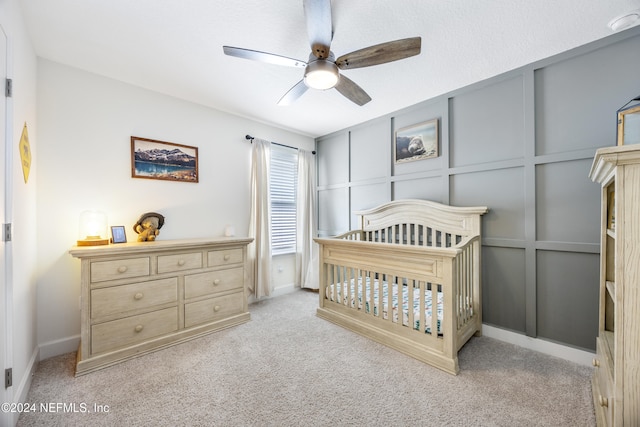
[39, 335, 80, 360]
[272, 283, 298, 297]
[248, 283, 298, 305]
[15, 346, 38, 402]
[482, 324, 594, 366]
[7, 346, 39, 426]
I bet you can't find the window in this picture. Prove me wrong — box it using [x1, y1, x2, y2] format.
[270, 145, 298, 255]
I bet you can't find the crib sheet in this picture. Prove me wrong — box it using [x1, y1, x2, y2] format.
[327, 277, 443, 334]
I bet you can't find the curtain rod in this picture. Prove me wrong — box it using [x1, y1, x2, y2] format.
[245, 135, 315, 155]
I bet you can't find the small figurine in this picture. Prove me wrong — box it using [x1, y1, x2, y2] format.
[133, 212, 165, 242]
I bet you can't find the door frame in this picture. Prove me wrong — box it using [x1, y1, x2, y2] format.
[1, 21, 12, 427]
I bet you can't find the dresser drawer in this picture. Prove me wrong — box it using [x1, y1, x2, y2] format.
[157, 252, 202, 273]
[91, 278, 178, 319]
[184, 267, 243, 300]
[184, 292, 244, 328]
[91, 307, 178, 354]
[91, 257, 150, 283]
[208, 248, 243, 267]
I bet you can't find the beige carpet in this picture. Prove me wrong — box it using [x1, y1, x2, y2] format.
[18, 289, 595, 426]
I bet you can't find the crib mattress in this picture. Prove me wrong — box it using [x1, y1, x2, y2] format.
[326, 278, 443, 334]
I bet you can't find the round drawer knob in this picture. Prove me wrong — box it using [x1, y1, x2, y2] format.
[178, 260, 186, 266]
[134, 292, 144, 300]
[598, 395, 608, 408]
[117, 266, 128, 273]
[213, 305, 221, 312]
[213, 279, 221, 286]
[592, 358, 600, 367]
[224, 254, 231, 261]
[134, 324, 144, 333]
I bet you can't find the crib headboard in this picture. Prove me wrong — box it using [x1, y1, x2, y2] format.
[355, 199, 488, 247]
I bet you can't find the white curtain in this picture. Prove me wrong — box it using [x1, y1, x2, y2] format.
[247, 138, 272, 298]
[296, 149, 319, 289]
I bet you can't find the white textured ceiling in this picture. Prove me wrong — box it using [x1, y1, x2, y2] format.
[19, 0, 640, 137]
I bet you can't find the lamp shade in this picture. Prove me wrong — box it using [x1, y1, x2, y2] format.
[77, 210, 109, 246]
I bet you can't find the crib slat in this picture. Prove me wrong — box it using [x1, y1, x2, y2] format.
[397, 276, 403, 326]
[346, 267, 353, 309]
[465, 245, 471, 323]
[419, 281, 426, 333]
[408, 279, 415, 330]
[432, 284, 440, 336]
[423, 226, 428, 247]
[455, 254, 461, 326]
[458, 253, 464, 326]
[388, 274, 394, 325]
[356, 269, 362, 311]
[460, 251, 465, 326]
[468, 246, 473, 320]
[377, 273, 383, 318]
[330, 264, 337, 303]
[465, 245, 473, 321]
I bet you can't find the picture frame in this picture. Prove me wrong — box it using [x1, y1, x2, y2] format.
[617, 104, 640, 146]
[110, 226, 127, 244]
[394, 119, 439, 164]
[131, 136, 199, 183]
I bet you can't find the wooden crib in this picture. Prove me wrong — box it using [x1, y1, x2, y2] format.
[315, 199, 488, 375]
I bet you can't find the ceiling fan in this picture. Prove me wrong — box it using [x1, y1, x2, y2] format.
[223, 0, 421, 106]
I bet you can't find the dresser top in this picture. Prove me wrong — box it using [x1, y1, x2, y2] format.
[69, 236, 253, 258]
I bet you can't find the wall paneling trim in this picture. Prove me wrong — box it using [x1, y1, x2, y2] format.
[315, 27, 640, 351]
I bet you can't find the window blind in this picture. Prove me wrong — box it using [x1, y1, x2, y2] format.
[270, 145, 298, 255]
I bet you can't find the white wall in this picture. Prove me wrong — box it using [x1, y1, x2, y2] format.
[0, 0, 39, 424]
[36, 59, 314, 356]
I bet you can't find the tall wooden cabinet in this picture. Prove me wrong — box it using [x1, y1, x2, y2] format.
[69, 237, 252, 376]
[589, 145, 640, 426]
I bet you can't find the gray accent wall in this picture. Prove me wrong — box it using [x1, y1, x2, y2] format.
[315, 27, 640, 351]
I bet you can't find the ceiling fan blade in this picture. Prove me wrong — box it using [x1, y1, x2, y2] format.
[303, 0, 332, 59]
[278, 80, 309, 106]
[334, 75, 371, 106]
[336, 37, 421, 70]
[223, 46, 306, 68]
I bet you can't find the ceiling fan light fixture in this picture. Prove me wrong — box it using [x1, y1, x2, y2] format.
[304, 60, 339, 90]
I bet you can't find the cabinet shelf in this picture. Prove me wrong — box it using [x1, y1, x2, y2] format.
[605, 281, 615, 300]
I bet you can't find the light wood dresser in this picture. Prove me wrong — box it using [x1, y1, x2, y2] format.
[69, 237, 253, 376]
[589, 145, 640, 426]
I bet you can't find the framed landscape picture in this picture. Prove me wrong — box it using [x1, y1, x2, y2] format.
[131, 136, 199, 183]
[394, 119, 439, 164]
